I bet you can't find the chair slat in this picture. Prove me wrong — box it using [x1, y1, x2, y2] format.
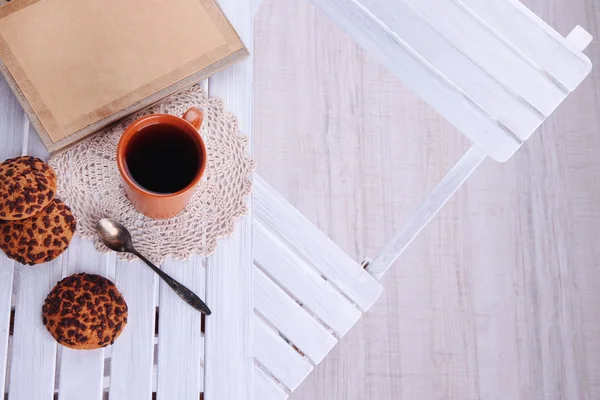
[460, 0, 592, 91]
[108, 260, 157, 400]
[394, 0, 566, 120]
[255, 221, 361, 336]
[156, 257, 206, 399]
[203, 0, 254, 398]
[9, 263, 63, 399]
[0, 266, 12, 396]
[360, 0, 544, 139]
[308, 0, 520, 161]
[57, 239, 108, 400]
[8, 114, 62, 400]
[254, 267, 337, 363]
[254, 318, 313, 391]
[255, 367, 289, 400]
[0, 77, 24, 397]
[254, 176, 383, 311]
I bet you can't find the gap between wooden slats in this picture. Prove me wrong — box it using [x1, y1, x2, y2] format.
[460, 0, 592, 91]
[254, 267, 337, 364]
[396, 0, 567, 120]
[254, 222, 361, 337]
[156, 257, 206, 399]
[8, 113, 62, 400]
[254, 317, 313, 391]
[254, 175, 382, 311]
[307, 0, 520, 161]
[108, 259, 158, 400]
[358, 0, 544, 140]
[0, 77, 26, 398]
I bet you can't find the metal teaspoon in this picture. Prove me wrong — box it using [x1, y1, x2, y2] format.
[96, 218, 211, 315]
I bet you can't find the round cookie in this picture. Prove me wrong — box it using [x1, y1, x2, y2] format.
[0, 199, 76, 265]
[42, 273, 128, 350]
[0, 156, 57, 220]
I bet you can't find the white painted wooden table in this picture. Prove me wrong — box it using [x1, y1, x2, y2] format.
[0, 0, 594, 399]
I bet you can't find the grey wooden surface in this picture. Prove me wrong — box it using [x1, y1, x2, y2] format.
[254, 0, 600, 398]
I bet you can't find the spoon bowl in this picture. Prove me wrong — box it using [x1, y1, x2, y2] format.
[96, 218, 134, 252]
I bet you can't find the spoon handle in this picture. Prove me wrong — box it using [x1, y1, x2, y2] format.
[132, 250, 212, 315]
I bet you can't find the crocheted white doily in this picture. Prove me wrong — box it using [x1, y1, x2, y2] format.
[48, 85, 254, 263]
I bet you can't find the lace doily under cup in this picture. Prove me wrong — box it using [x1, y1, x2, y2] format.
[49, 85, 255, 263]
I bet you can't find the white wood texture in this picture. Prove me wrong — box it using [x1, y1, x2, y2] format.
[0, 264, 12, 396]
[254, 267, 337, 363]
[306, 0, 521, 161]
[108, 260, 157, 400]
[254, 221, 361, 336]
[58, 239, 110, 400]
[254, 0, 598, 398]
[9, 264, 62, 399]
[460, 0, 592, 90]
[567, 26, 594, 52]
[359, 0, 544, 138]
[253, 0, 264, 17]
[254, 317, 313, 391]
[203, 0, 254, 399]
[255, 367, 289, 400]
[0, 76, 23, 397]
[8, 113, 63, 400]
[255, 175, 383, 311]
[396, 0, 567, 118]
[367, 145, 488, 279]
[156, 257, 206, 399]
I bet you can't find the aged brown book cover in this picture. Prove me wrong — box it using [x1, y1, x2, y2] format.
[0, 0, 248, 152]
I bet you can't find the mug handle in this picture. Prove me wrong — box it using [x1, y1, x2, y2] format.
[182, 107, 204, 131]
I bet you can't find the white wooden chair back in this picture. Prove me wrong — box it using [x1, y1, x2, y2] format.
[248, 0, 593, 398]
[310, 0, 592, 162]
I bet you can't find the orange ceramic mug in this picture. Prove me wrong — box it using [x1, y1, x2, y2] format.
[117, 107, 207, 219]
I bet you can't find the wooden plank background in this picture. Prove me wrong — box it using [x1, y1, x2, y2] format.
[254, 0, 600, 399]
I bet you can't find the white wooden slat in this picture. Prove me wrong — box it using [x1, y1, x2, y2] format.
[103, 336, 162, 391]
[254, 221, 361, 337]
[367, 145, 487, 279]
[108, 260, 157, 400]
[254, 317, 313, 391]
[9, 262, 63, 399]
[395, 0, 566, 119]
[8, 112, 63, 400]
[567, 26, 593, 52]
[0, 76, 24, 398]
[57, 239, 109, 400]
[358, 0, 544, 140]
[156, 257, 206, 399]
[26, 117, 109, 400]
[254, 267, 336, 364]
[28, 122, 52, 161]
[460, 0, 592, 91]
[255, 367, 288, 400]
[204, 0, 254, 399]
[307, 0, 520, 161]
[0, 264, 12, 397]
[254, 175, 383, 311]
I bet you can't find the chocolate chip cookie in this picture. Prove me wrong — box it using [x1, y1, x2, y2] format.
[0, 156, 57, 221]
[0, 199, 76, 265]
[42, 273, 128, 350]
